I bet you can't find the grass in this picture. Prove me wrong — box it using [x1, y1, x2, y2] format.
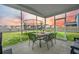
[2, 30, 48, 47]
[66, 32, 79, 41]
[2, 30, 79, 47]
[56, 32, 79, 41]
[56, 32, 65, 40]
[2, 32, 29, 47]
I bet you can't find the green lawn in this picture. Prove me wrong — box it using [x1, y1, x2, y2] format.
[2, 30, 79, 47]
[66, 32, 79, 41]
[56, 32, 65, 40]
[56, 32, 79, 41]
[2, 30, 50, 47]
[2, 32, 28, 47]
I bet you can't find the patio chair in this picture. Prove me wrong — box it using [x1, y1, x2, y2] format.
[43, 33, 55, 49]
[28, 33, 37, 49]
[52, 33, 57, 44]
[70, 38, 79, 54]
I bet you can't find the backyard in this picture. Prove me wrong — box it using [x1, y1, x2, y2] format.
[56, 32, 79, 41]
[2, 32, 28, 47]
[2, 30, 79, 47]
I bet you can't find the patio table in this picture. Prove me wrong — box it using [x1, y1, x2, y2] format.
[36, 32, 52, 48]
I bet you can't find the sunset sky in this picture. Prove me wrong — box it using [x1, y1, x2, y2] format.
[0, 5, 79, 27]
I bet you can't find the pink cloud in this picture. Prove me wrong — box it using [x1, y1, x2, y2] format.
[0, 17, 21, 26]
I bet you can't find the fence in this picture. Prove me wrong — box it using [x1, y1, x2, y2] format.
[66, 26, 79, 32]
[56, 26, 79, 32]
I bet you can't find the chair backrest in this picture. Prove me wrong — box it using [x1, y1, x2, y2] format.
[28, 33, 37, 41]
[48, 33, 54, 40]
[48, 33, 57, 40]
[52, 33, 57, 38]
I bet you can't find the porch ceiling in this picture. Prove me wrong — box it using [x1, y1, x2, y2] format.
[5, 4, 79, 18]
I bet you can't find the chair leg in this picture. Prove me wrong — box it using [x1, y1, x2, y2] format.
[70, 48, 76, 54]
[54, 38, 56, 44]
[32, 42, 34, 50]
[46, 42, 49, 50]
[28, 39, 30, 46]
[39, 40, 42, 48]
[50, 40, 53, 47]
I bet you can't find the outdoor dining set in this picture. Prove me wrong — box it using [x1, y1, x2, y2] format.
[27, 32, 79, 54]
[27, 32, 56, 49]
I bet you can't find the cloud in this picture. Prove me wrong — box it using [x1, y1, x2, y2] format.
[0, 17, 21, 26]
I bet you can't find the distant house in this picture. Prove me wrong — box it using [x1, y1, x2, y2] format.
[65, 14, 79, 32]
[65, 14, 79, 27]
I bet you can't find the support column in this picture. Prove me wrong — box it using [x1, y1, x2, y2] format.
[54, 16, 56, 44]
[54, 16, 56, 33]
[20, 10, 23, 41]
[44, 18, 46, 32]
[76, 14, 78, 32]
[21, 11, 23, 34]
[36, 16, 38, 34]
[64, 13, 67, 40]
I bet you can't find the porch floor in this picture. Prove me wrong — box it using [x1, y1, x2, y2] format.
[3, 39, 73, 54]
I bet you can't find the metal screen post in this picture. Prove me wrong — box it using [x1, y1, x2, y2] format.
[54, 16, 56, 33]
[64, 13, 67, 40]
[36, 16, 38, 34]
[44, 18, 46, 32]
[54, 16, 56, 44]
[20, 10, 23, 42]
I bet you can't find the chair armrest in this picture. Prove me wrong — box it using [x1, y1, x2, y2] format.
[74, 38, 79, 41]
[71, 46, 79, 50]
